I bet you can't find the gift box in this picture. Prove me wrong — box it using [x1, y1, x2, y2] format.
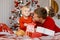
[31, 32, 42, 38]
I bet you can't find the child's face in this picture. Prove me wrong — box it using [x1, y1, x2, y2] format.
[22, 7, 30, 17]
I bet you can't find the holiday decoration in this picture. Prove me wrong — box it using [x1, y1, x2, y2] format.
[36, 26, 55, 36]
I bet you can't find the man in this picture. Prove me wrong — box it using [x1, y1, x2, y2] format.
[33, 7, 60, 36]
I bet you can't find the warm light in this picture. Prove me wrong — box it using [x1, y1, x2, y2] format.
[45, 7, 49, 12]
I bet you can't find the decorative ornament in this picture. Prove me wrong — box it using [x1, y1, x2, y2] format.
[14, 1, 19, 7]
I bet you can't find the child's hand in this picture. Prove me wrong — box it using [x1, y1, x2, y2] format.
[24, 23, 28, 27]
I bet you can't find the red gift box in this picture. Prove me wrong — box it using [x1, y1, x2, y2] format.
[31, 32, 42, 38]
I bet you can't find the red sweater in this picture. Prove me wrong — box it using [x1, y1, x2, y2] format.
[19, 16, 33, 31]
[36, 16, 60, 33]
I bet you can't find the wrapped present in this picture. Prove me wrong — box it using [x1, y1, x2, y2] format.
[31, 32, 42, 38]
[36, 26, 55, 36]
[25, 23, 35, 37]
[15, 30, 25, 36]
[26, 22, 36, 33]
[26, 24, 35, 33]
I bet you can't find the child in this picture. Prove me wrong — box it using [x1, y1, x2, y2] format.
[19, 6, 33, 31]
[19, 6, 42, 37]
